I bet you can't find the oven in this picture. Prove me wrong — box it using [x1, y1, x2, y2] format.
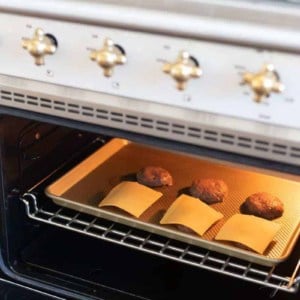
[0, 0, 299, 299]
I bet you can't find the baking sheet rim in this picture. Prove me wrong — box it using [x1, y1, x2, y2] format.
[45, 190, 289, 267]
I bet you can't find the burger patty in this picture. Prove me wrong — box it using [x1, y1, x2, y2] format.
[136, 166, 173, 187]
[189, 178, 228, 204]
[241, 192, 284, 220]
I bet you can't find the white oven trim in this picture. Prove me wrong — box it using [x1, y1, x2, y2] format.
[1, 74, 300, 166]
[1, 0, 300, 53]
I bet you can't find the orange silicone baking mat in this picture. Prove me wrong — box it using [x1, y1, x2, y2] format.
[45, 138, 300, 266]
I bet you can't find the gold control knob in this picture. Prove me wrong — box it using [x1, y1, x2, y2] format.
[163, 51, 202, 90]
[241, 64, 285, 102]
[90, 38, 126, 77]
[22, 28, 57, 65]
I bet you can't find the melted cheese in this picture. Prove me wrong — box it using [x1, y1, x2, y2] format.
[160, 194, 223, 236]
[215, 214, 281, 254]
[98, 181, 162, 218]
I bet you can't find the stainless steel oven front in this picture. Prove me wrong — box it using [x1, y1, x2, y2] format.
[0, 1, 299, 299]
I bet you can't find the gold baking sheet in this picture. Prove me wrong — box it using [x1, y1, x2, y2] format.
[45, 138, 300, 266]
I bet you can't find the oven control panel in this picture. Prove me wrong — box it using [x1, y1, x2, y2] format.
[0, 13, 300, 129]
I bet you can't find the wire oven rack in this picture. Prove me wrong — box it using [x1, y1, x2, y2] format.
[20, 192, 300, 296]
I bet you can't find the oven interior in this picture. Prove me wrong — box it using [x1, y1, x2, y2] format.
[0, 113, 299, 300]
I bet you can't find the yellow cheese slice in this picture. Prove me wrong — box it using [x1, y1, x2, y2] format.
[215, 214, 281, 254]
[160, 194, 223, 236]
[98, 181, 162, 218]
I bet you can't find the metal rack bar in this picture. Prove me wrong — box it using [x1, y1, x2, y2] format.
[20, 193, 300, 295]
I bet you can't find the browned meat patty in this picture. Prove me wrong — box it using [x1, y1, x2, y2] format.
[136, 166, 173, 187]
[241, 192, 284, 220]
[189, 178, 228, 204]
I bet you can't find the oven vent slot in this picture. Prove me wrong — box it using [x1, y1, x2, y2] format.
[40, 98, 52, 108]
[171, 123, 185, 135]
[156, 120, 170, 132]
[290, 147, 300, 158]
[204, 130, 218, 142]
[140, 117, 154, 129]
[272, 143, 287, 155]
[110, 111, 123, 123]
[96, 109, 108, 120]
[0, 89, 298, 164]
[53, 100, 66, 112]
[237, 136, 251, 148]
[254, 139, 269, 152]
[0, 89, 13, 102]
[20, 193, 300, 295]
[188, 126, 202, 139]
[220, 133, 234, 145]
[125, 114, 138, 125]
[82, 106, 94, 117]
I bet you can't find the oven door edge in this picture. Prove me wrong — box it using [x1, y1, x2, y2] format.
[0, 245, 67, 299]
[0, 275, 65, 300]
